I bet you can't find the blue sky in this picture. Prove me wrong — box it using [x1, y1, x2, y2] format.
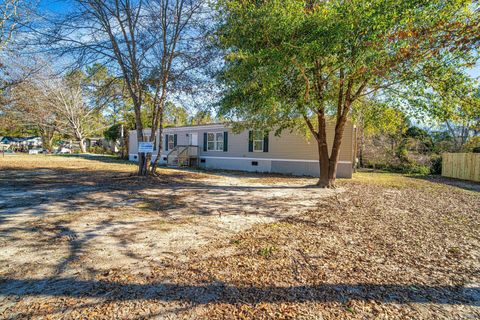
[38, 0, 75, 14]
[38, 0, 480, 79]
[467, 62, 480, 78]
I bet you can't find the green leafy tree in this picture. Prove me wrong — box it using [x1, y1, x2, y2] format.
[188, 109, 214, 125]
[104, 123, 122, 142]
[216, 0, 479, 187]
[395, 63, 480, 151]
[164, 102, 189, 127]
[352, 100, 409, 167]
[86, 64, 125, 125]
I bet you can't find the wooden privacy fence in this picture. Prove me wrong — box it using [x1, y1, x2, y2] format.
[442, 153, 480, 182]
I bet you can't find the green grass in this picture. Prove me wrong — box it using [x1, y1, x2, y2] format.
[257, 245, 277, 258]
[350, 171, 439, 190]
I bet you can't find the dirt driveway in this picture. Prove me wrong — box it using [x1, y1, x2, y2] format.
[0, 155, 339, 317]
[1, 155, 479, 319]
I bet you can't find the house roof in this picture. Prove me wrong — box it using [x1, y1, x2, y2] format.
[164, 122, 224, 129]
[0, 136, 41, 143]
[130, 123, 228, 133]
[163, 123, 227, 132]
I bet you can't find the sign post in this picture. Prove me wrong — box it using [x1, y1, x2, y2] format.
[138, 142, 154, 171]
[138, 142, 154, 154]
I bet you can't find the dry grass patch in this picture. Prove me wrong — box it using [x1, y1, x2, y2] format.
[168, 174, 479, 319]
[14, 172, 474, 319]
[1, 156, 478, 319]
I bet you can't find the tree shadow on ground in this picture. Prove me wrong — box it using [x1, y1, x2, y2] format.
[0, 277, 478, 306]
[0, 164, 322, 212]
[0, 160, 333, 283]
[1, 159, 479, 318]
[52, 154, 135, 166]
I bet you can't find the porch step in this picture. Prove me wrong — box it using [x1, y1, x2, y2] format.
[165, 145, 199, 168]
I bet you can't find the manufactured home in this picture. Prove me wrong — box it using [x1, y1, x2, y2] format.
[129, 122, 356, 178]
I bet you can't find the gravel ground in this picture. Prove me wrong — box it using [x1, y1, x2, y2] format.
[0, 155, 479, 319]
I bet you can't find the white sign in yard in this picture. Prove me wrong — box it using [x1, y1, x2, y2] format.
[138, 142, 154, 153]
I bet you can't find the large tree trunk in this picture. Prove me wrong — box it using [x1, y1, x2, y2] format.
[45, 136, 54, 152]
[313, 70, 365, 187]
[136, 127, 148, 176]
[151, 101, 165, 173]
[72, 126, 87, 153]
[316, 112, 332, 187]
[316, 114, 348, 188]
[40, 128, 55, 152]
[359, 126, 365, 167]
[316, 141, 332, 187]
[328, 116, 347, 184]
[134, 98, 149, 176]
[78, 137, 87, 153]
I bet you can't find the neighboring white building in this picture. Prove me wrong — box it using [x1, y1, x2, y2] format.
[0, 136, 42, 149]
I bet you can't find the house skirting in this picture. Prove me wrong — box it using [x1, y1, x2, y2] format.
[128, 154, 163, 162]
[199, 156, 352, 178]
[128, 154, 352, 178]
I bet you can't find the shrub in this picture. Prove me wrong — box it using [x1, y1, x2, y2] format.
[88, 145, 114, 155]
[363, 161, 431, 175]
[411, 164, 431, 175]
[104, 124, 122, 141]
[257, 245, 277, 258]
[429, 154, 442, 175]
[396, 163, 431, 175]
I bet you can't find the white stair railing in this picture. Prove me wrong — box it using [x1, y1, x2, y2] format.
[165, 145, 198, 167]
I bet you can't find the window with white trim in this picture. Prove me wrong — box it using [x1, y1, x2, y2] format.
[168, 134, 175, 150]
[207, 132, 224, 151]
[252, 131, 264, 152]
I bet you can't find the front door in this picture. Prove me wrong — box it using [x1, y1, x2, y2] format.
[190, 133, 198, 146]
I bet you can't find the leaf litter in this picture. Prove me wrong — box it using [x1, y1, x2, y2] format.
[0, 156, 479, 319]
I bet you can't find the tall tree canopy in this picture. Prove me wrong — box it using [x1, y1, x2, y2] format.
[216, 0, 479, 187]
[392, 62, 480, 151]
[0, 0, 20, 50]
[36, 0, 215, 175]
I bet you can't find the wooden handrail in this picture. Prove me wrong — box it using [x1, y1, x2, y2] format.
[165, 145, 199, 166]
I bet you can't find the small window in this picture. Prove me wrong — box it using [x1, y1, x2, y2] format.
[168, 135, 175, 150]
[252, 131, 264, 152]
[207, 132, 224, 151]
[200, 158, 206, 163]
[134, 155, 138, 160]
[251, 161, 258, 166]
[163, 157, 167, 161]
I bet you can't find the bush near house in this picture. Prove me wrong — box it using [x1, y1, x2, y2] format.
[361, 125, 478, 175]
[88, 145, 115, 155]
[364, 161, 432, 175]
